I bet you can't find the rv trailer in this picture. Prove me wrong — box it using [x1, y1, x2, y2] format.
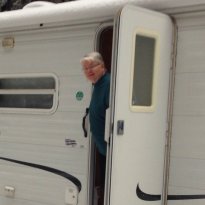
[0, 0, 205, 205]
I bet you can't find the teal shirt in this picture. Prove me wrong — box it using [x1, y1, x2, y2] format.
[89, 73, 110, 156]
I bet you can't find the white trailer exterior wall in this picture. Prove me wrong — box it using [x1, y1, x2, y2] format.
[0, 24, 98, 205]
[167, 12, 205, 205]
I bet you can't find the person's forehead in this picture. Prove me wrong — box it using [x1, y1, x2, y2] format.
[83, 59, 97, 66]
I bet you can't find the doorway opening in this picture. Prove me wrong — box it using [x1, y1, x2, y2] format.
[91, 25, 113, 205]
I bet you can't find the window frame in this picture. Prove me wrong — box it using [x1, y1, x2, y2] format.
[130, 28, 159, 112]
[0, 73, 58, 114]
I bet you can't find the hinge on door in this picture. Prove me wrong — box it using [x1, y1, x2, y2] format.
[170, 20, 178, 71]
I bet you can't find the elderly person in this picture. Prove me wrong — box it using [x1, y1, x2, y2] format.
[81, 51, 110, 204]
[81, 51, 110, 156]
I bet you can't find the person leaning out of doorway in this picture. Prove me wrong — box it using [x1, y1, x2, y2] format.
[80, 51, 110, 204]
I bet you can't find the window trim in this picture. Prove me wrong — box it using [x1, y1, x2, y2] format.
[130, 28, 159, 112]
[0, 73, 58, 114]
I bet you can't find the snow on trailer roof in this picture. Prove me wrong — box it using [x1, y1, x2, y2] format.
[0, 0, 205, 31]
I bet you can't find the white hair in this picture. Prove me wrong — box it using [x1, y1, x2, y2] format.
[80, 52, 104, 65]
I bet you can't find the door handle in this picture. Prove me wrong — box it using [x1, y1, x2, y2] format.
[117, 120, 124, 135]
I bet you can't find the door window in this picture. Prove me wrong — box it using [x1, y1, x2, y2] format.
[131, 31, 158, 112]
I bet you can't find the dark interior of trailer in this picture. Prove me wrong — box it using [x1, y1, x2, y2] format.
[92, 25, 113, 205]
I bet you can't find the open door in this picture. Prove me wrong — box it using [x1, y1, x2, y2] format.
[107, 5, 174, 205]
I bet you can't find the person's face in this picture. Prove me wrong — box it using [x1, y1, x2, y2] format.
[82, 60, 105, 84]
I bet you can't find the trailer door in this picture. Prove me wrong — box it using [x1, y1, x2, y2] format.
[107, 5, 173, 205]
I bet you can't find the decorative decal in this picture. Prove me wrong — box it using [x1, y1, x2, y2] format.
[0, 157, 82, 192]
[76, 91, 84, 101]
[136, 184, 205, 201]
[136, 184, 161, 201]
